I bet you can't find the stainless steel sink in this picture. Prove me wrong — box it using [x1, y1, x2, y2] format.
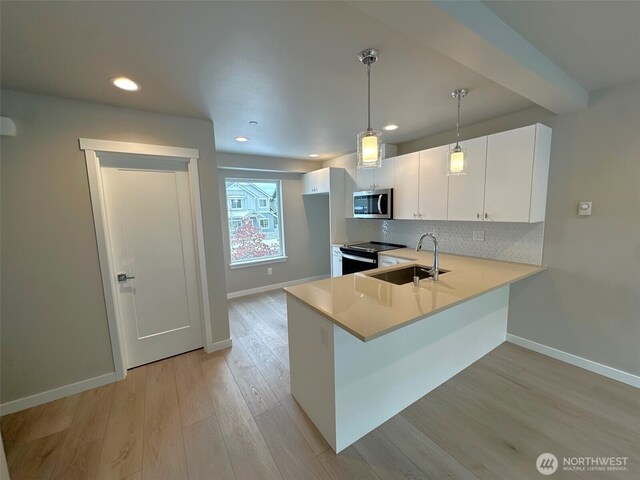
[367, 265, 449, 285]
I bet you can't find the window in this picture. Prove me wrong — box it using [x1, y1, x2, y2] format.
[229, 219, 242, 231]
[229, 198, 243, 210]
[225, 180, 285, 265]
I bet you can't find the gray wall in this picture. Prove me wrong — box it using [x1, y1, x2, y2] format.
[218, 168, 330, 294]
[397, 80, 640, 376]
[0, 90, 230, 403]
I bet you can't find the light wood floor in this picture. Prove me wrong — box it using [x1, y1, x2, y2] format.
[2, 290, 638, 479]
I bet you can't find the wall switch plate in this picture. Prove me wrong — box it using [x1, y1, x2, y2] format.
[473, 230, 485, 241]
[578, 201, 592, 216]
[267, 267, 273, 275]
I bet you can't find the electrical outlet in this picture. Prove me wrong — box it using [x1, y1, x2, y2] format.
[267, 267, 272, 275]
[473, 230, 485, 241]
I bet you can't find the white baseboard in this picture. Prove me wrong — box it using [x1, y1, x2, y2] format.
[0, 372, 117, 416]
[227, 274, 330, 299]
[206, 338, 233, 354]
[506, 334, 639, 388]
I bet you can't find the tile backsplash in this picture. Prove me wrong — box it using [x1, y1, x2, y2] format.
[345, 219, 544, 265]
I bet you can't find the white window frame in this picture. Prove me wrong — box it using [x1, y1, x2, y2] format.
[224, 178, 286, 268]
[230, 219, 242, 230]
[258, 198, 269, 210]
[259, 218, 269, 229]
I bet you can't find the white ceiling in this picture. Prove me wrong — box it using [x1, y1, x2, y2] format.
[1, 1, 638, 160]
[483, 0, 640, 92]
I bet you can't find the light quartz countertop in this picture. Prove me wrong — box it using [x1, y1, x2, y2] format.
[284, 249, 545, 342]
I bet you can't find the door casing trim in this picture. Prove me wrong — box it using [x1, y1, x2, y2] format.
[80, 138, 213, 380]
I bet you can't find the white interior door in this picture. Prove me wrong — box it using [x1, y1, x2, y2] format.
[100, 154, 203, 368]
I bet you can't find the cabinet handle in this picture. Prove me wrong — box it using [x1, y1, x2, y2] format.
[476, 213, 481, 220]
[485, 213, 488, 220]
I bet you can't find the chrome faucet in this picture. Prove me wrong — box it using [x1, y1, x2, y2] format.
[415, 233, 440, 281]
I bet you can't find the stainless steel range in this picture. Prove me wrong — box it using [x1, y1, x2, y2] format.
[339, 241, 406, 275]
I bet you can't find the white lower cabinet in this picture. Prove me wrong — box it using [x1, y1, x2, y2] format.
[379, 255, 411, 267]
[378, 255, 398, 267]
[332, 247, 342, 277]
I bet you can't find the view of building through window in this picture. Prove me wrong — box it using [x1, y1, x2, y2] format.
[225, 180, 284, 264]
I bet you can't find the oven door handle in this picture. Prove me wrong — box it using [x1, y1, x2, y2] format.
[341, 253, 377, 264]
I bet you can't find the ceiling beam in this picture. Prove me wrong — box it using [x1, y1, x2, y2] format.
[349, 0, 588, 114]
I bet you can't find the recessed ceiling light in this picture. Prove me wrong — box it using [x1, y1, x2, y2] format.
[110, 77, 140, 91]
[249, 121, 258, 126]
[383, 124, 399, 131]
[235, 136, 249, 142]
[309, 154, 320, 158]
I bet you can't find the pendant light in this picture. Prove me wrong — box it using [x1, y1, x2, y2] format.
[357, 48, 382, 169]
[447, 88, 468, 176]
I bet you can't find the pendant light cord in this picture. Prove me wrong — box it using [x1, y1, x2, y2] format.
[455, 94, 461, 148]
[367, 64, 372, 132]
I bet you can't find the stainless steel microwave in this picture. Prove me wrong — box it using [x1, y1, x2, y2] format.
[353, 189, 393, 219]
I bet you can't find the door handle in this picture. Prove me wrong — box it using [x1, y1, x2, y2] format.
[117, 272, 135, 282]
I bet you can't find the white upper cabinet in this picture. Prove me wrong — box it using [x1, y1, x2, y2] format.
[302, 167, 330, 195]
[446, 124, 552, 223]
[394, 147, 449, 220]
[375, 157, 395, 189]
[355, 168, 374, 191]
[356, 157, 395, 191]
[447, 136, 488, 221]
[484, 124, 551, 223]
[393, 152, 420, 219]
[418, 145, 449, 220]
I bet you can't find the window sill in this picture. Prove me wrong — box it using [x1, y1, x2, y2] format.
[229, 256, 288, 269]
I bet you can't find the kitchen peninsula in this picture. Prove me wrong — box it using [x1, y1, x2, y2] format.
[284, 249, 545, 452]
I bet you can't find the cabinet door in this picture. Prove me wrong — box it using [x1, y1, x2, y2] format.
[393, 152, 420, 220]
[315, 168, 330, 194]
[302, 171, 314, 195]
[378, 255, 398, 267]
[447, 136, 487, 221]
[418, 145, 448, 220]
[303, 168, 330, 194]
[484, 125, 535, 222]
[332, 251, 342, 277]
[356, 168, 375, 191]
[373, 157, 395, 189]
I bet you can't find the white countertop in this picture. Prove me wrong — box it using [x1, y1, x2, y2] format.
[285, 250, 545, 341]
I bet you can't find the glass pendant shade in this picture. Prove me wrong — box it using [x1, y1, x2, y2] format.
[447, 146, 467, 176]
[357, 130, 382, 168]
